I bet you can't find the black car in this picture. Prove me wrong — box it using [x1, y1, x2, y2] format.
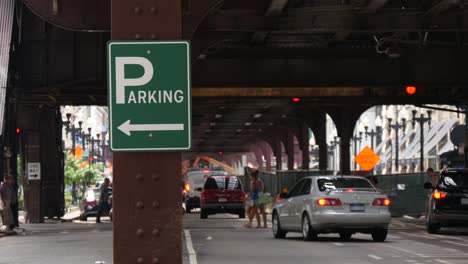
[424, 168, 468, 233]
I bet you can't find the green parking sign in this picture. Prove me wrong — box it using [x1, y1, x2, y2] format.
[108, 41, 191, 151]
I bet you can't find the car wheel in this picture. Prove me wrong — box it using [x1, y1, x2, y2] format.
[79, 214, 87, 221]
[371, 228, 388, 242]
[302, 214, 318, 241]
[239, 210, 246, 219]
[339, 232, 352, 240]
[200, 210, 208, 219]
[272, 211, 287, 239]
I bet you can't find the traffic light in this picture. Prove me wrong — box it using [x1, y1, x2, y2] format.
[291, 97, 301, 103]
[16, 128, 20, 134]
[405, 86, 417, 95]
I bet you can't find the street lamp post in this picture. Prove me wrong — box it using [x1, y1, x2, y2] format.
[63, 113, 83, 153]
[364, 126, 383, 150]
[351, 132, 363, 170]
[330, 136, 340, 173]
[412, 110, 432, 171]
[388, 117, 406, 172]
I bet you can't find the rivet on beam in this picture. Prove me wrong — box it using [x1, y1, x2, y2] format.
[152, 173, 160, 181]
[136, 173, 143, 180]
[135, 34, 142, 40]
[134, 6, 142, 15]
[136, 229, 144, 237]
[136, 201, 144, 209]
[152, 257, 159, 264]
[152, 201, 160, 208]
[150, 6, 158, 14]
[152, 229, 160, 237]
[137, 257, 145, 264]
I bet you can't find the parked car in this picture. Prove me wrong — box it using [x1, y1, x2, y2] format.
[184, 169, 210, 213]
[272, 175, 391, 242]
[424, 168, 468, 233]
[79, 187, 112, 221]
[200, 175, 245, 219]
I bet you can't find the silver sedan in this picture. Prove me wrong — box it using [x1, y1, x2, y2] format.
[272, 175, 391, 242]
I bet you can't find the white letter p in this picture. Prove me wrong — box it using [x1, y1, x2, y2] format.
[115, 57, 154, 104]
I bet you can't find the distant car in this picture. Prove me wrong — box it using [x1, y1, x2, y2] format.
[184, 170, 209, 213]
[200, 175, 245, 219]
[272, 176, 391, 242]
[424, 168, 468, 234]
[79, 187, 112, 221]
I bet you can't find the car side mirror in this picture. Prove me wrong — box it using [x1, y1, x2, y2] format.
[424, 182, 433, 189]
[279, 192, 289, 199]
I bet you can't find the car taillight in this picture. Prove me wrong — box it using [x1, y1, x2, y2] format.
[373, 198, 391, 206]
[240, 192, 245, 201]
[201, 191, 206, 201]
[433, 190, 448, 200]
[317, 198, 342, 206]
[84, 200, 97, 206]
[185, 183, 191, 192]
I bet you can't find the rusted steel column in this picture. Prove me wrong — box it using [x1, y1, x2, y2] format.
[274, 135, 283, 171]
[301, 123, 310, 170]
[112, 1, 183, 264]
[317, 112, 328, 171]
[287, 130, 295, 170]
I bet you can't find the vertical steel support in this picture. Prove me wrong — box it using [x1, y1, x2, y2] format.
[340, 136, 351, 175]
[274, 135, 282, 171]
[301, 123, 310, 170]
[465, 107, 468, 168]
[112, 1, 183, 263]
[317, 112, 328, 171]
[287, 130, 294, 170]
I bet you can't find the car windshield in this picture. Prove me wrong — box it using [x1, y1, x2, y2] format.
[438, 172, 468, 189]
[317, 178, 374, 192]
[204, 176, 242, 190]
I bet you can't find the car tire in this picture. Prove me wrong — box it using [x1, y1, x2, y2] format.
[186, 207, 191, 214]
[302, 214, 318, 241]
[200, 210, 208, 219]
[272, 211, 287, 239]
[80, 214, 87, 221]
[339, 232, 352, 240]
[427, 218, 440, 234]
[371, 228, 388, 242]
[239, 210, 246, 219]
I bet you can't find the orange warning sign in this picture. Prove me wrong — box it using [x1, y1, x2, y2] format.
[354, 146, 380, 171]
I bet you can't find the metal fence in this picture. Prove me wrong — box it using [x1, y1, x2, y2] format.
[374, 172, 431, 217]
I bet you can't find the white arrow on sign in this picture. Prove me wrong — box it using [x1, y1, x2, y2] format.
[118, 120, 184, 136]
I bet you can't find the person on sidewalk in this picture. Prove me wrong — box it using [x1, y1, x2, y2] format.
[257, 177, 268, 228]
[96, 178, 111, 223]
[0, 176, 17, 230]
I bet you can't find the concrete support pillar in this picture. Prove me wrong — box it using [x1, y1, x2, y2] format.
[287, 130, 295, 170]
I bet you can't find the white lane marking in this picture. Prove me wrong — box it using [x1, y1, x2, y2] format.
[398, 232, 436, 240]
[435, 259, 452, 264]
[443, 240, 468, 247]
[388, 235, 401, 239]
[368, 255, 382, 260]
[414, 253, 429, 258]
[405, 260, 417, 262]
[333, 243, 344, 246]
[184, 230, 198, 264]
[434, 234, 468, 242]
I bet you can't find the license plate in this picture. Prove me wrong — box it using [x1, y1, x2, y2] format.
[218, 198, 227, 203]
[461, 198, 468, 205]
[350, 204, 365, 212]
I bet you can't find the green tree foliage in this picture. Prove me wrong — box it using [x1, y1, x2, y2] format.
[64, 152, 104, 194]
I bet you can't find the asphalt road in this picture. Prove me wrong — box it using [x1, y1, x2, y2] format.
[183, 212, 468, 264]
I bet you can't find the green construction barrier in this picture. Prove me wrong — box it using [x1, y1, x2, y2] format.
[374, 173, 431, 217]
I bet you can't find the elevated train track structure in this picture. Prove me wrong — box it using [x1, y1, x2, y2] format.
[2, 0, 468, 263]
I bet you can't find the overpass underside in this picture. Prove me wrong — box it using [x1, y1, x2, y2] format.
[2, 0, 468, 262]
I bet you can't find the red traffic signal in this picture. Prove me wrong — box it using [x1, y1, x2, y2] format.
[405, 86, 417, 95]
[16, 128, 20, 134]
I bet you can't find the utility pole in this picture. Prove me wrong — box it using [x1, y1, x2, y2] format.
[412, 110, 432, 171]
[330, 136, 340, 173]
[388, 118, 406, 172]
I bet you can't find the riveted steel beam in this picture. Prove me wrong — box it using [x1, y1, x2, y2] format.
[112, 1, 183, 264]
